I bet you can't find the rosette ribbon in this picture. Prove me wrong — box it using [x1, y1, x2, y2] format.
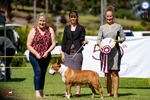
[102, 45, 112, 73]
[101, 38, 115, 73]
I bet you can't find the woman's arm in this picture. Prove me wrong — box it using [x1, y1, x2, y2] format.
[97, 26, 103, 52]
[61, 51, 65, 62]
[61, 27, 67, 52]
[61, 27, 67, 62]
[80, 26, 89, 44]
[80, 26, 86, 44]
[97, 42, 103, 52]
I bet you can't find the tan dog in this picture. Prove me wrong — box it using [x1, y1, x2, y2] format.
[49, 60, 104, 98]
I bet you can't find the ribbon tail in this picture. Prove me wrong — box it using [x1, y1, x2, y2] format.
[102, 54, 109, 73]
[105, 54, 108, 73]
[102, 54, 106, 73]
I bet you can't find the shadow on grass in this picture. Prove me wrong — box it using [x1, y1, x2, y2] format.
[0, 78, 26, 82]
[44, 93, 65, 98]
[45, 91, 137, 98]
[118, 93, 136, 97]
[45, 93, 103, 98]
[119, 87, 150, 89]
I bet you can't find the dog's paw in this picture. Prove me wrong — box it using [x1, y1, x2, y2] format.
[66, 94, 71, 98]
[101, 96, 104, 98]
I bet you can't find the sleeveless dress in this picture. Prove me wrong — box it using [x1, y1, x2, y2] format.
[32, 26, 52, 56]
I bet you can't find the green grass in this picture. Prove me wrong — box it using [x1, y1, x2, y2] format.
[116, 18, 141, 27]
[0, 63, 150, 100]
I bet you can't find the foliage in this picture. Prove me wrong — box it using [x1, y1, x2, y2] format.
[123, 26, 134, 30]
[51, 55, 63, 64]
[115, 9, 137, 20]
[0, 0, 13, 20]
[10, 52, 25, 67]
[81, 0, 100, 15]
[52, 0, 63, 15]
[1, 0, 148, 21]
[16, 26, 31, 53]
[140, 20, 147, 26]
[133, 24, 146, 31]
[56, 32, 63, 44]
[0, 0, 13, 12]
[107, 0, 132, 9]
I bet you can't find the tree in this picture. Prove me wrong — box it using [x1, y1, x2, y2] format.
[0, 0, 13, 21]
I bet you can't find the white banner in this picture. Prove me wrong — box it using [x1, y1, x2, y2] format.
[82, 36, 150, 78]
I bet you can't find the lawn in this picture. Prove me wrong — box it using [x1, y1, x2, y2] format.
[0, 63, 150, 100]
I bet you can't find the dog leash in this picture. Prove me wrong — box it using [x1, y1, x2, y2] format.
[72, 44, 85, 58]
[68, 44, 85, 63]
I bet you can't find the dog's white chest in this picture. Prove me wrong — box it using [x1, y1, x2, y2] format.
[62, 78, 66, 83]
[58, 64, 68, 83]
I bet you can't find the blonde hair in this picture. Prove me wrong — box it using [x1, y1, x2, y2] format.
[106, 6, 115, 15]
[37, 12, 47, 22]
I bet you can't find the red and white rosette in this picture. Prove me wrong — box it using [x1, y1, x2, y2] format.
[101, 38, 116, 73]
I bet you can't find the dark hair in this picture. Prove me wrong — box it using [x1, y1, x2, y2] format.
[69, 11, 79, 24]
[69, 11, 78, 17]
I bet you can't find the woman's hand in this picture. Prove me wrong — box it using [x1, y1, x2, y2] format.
[97, 42, 103, 52]
[83, 40, 89, 45]
[61, 52, 65, 62]
[114, 40, 122, 43]
[35, 53, 42, 59]
[42, 51, 49, 58]
[99, 45, 103, 53]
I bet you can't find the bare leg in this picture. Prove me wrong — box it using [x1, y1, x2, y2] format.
[35, 90, 41, 98]
[76, 86, 81, 95]
[105, 72, 112, 96]
[112, 71, 119, 98]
